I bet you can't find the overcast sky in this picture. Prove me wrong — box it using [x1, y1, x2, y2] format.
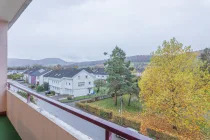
[8, 0, 210, 62]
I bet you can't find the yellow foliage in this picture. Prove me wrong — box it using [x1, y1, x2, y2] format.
[139, 38, 210, 137]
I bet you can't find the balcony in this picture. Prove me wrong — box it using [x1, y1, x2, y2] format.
[0, 116, 21, 140]
[0, 0, 151, 139]
[4, 81, 151, 140]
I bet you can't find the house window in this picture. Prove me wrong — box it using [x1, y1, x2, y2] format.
[89, 82, 91, 85]
[102, 76, 104, 78]
[69, 83, 71, 85]
[78, 82, 85, 87]
[86, 75, 88, 79]
[78, 76, 80, 79]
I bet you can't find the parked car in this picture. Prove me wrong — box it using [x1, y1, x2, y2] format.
[116, 128, 139, 140]
[45, 90, 51, 95]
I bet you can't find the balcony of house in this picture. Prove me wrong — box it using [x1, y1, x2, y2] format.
[1, 81, 152, 140]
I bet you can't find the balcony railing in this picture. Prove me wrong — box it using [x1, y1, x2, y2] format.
[7, 81, 151, 140]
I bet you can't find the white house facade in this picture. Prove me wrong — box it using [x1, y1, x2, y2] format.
[45, 69, 95, 97]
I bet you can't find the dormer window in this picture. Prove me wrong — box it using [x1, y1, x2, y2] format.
[86, 75, 88, 79]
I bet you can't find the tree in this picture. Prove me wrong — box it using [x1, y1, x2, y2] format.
[200, 48, 210, 73]
[53, 64, 62, 70]
[104, 46, 132, 106]
[139, 38, 210, 133]
[94, 79, 105, 93]
[43, 82, 49, 91]
[128, 75, 140, 106]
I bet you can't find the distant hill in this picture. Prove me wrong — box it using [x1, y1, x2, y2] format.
[9, 50, 203, 68]
[8, 58, 69, 67]
[68, 55, 152, 67]
[8, 55, 151, 67]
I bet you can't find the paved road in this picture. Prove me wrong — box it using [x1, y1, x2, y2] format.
[9, 80, 121, 140]
[37, 99, 121, 140]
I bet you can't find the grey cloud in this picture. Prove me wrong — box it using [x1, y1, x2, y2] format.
[8, 0, 210, 61]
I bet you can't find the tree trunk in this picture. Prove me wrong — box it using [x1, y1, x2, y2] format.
[115, 95, 117, 106]
[173, 125, 177, 130]
[128, 93, 131, 106]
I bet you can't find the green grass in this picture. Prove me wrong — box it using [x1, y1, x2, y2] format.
[91, 94, 141, 113]
[0, 116, 21, 140]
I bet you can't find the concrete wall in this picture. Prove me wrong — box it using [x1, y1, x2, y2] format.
[0, 20, 8, 113]
[7, 90, 92, 140]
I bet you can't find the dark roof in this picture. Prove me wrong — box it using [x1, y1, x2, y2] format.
[44, 69, 84, 78]
[79, 68, 94, 74]
[92, 68, 107, 75]
[30, 69, 51, 76]
[23, 68, 40, 74]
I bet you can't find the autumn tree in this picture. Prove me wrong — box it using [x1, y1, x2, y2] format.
[139, 38, 210, 134]
[53, 64, 62, 70]
[104, 46, 133, 106]
[200, 48, 210, 73]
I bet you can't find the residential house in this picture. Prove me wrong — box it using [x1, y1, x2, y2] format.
[7, 70, 26, 75]
[44, 69, 95, 97]
[23, 68, 51, 85]
[30, 69, 52, 85]
[92, 68, 108, 80]
[23, 68, 39, 82]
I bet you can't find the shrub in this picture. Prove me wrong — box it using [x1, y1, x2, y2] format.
[112, 114, 141, 131]
[29, 85, 35, 89]
[50, 91, 55, 95]
[147, 128, 178, 140]
[123, 117, 141, 131]
[45, 91, 55, 96]
[99, 109, 112, 120]
[7, 74, 23, 80]
[67, 95, 74, 100]
[17, 91, 35, 104]
[36, 85, 44, 92]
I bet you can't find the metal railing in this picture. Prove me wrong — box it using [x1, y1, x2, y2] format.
[7, 81, 151, 140]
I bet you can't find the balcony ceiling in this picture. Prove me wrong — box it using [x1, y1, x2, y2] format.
[0, 0, 32, 29]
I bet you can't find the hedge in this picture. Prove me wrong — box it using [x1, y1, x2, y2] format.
[112, 114, 141, 131]
[76, 100, 181, 140]
[147, 128, 178, 140]
[76, 102, 112, 120]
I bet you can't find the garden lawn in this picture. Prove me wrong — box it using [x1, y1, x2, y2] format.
[90, 94, 141, 114]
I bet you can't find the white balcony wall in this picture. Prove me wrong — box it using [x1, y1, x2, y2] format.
[0, 20, 7, 113]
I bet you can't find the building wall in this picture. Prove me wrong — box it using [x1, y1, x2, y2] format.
[47, 70, 95, 97]
[7, 90, 91, 140]
[43, 77, 49, 83]
[0, 20, 7, 113]
[49, 77, 62, 94]
[72, 70, 95, 97]
[38, 71, 52, 85]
